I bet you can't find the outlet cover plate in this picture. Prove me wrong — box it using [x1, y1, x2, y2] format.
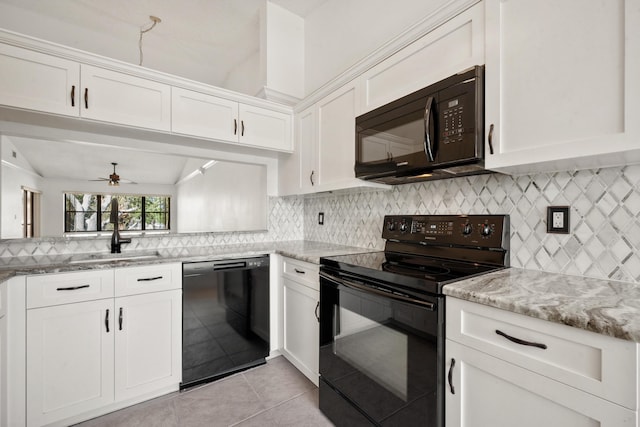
[547, 206, 569, 234]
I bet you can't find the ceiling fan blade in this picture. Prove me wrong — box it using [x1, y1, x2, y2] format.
[89, 177, 110, 181]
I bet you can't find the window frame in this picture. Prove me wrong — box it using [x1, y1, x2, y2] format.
[63, 192, 171, 234]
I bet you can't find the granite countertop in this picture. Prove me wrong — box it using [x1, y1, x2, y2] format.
[0, 240, 375, 279]
[443, 267, 640, 343]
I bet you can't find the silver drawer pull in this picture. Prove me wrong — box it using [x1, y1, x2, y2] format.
[56, 284, 90, 291]
[294, 268, 306, 274]
[137, 276, 163, 282]
[496, 329, 547, 350]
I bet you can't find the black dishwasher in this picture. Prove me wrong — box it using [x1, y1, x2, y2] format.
[181, 256, 270, 389]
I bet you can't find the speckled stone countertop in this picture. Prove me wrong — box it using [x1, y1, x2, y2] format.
[443, 267, 640, 343]
[0, 240, 375, 280]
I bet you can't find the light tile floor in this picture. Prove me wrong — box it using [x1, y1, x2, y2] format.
[75, 356, 334, 427]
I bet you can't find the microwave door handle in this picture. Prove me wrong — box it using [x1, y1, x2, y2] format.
[424, 96, 435, 162]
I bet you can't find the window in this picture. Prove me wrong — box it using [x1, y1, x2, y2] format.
[64, 193, 170, 233]
[23, 187, 41, 238]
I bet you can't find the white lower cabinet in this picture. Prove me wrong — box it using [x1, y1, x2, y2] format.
[445, 340, 635, 427]
[25, 264, 182, 426]
[114, 290, 181, 401]
[445, 297, 638, 426]
[281, 257, 319, 385]
[27, 299, 115, 427]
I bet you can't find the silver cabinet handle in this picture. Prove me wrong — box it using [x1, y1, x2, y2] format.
[71, 85, 75, 107]
[105, 309, 110, 333]
[315, 301, 320, 323]
[294, 268, 305, 274]
[84, 87, 89, 109]
[234, 119, 237, 135]
[241, 120, 245, 136]
[119, 307, 123, 330]
[310, 170, 315, 186]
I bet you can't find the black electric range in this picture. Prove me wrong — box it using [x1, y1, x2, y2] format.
[318, 214, 509, 427]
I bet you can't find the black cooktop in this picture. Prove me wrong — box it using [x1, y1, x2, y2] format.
[321, 250, 503, 296]
[320, 214, 510, 296]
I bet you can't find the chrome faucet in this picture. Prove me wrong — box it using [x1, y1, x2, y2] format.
[110, 198, 131, 253]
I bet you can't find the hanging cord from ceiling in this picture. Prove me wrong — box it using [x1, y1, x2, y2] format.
[139, 15, 161, 66]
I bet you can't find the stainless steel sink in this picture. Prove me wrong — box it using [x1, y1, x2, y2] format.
[68, 251, 161, 264]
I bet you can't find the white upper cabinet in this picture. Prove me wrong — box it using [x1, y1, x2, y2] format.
[80, 65, 171, 132]
[484, 0, 640, 174]
[316, 83, 358, 188]
[358, 1, 485, 115]
[238, 103, 292, 151]
[279, 81, 391, 195]
[0, 44, 79, 116]
[171, 87, 241, 141]
[172, 87, 292, 151]
[0, 35, 291, 154]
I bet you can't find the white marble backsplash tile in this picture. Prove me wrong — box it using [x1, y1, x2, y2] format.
[304, 165, 640, 284]
[3, 164, 639, 285]
[0, 196, 304, 258]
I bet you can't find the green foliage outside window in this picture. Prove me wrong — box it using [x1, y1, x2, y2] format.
[64, 193, 170, 233]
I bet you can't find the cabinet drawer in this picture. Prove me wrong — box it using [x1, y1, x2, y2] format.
[282, 258, 319, 290]
[115, 263, 181, 297]
[27, 270, 114, 309]
[446, 297, 638, 410]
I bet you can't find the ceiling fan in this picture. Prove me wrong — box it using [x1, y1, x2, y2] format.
[91, 162, 137, 186]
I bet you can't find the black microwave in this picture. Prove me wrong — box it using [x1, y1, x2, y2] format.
[355, 66, 487, 184]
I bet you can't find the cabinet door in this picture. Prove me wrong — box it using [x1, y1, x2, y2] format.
[485, 0, 640, 174]
[171, 87, 239, 141]
[358, 2, 485, 114]
[317, 83, 357, 187]
[0, 311, 5, 427]
[238, 103, 293, 151]
[80, 64, 171, 131]
[298, 106, 318, 192]
[282, 277, 319, 386]
[26, 300, 114, 427]
[0, 44, 79, 116]
[114, 290, 181, 401]
[445, 340, 635, 427]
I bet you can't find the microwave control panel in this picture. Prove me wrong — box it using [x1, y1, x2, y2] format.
[441, 98, 465, 144]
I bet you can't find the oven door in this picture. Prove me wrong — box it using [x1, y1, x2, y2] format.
[319, 269, 444, 427]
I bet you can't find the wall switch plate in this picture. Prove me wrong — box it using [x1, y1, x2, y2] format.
[547, 206, 569, 234]
[318, 212, 324, 225]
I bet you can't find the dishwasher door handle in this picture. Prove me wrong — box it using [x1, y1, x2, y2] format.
[212, 262, 246, 271]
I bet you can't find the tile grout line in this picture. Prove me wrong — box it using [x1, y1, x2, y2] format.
[227, 387, 309, 427]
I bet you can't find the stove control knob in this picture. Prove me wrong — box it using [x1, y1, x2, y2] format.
[462, 223, 473, 235]
[399, 220, 409, 233]
[481, 223, 492, 237]
[386, 220, 395, 231]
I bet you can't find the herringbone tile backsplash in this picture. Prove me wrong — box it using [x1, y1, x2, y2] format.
[2, 164, 640, 284]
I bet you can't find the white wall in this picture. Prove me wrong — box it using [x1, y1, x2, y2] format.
[1, 135, 42, 239]
[303, 0, 450, 94]
[176, 161, 268, 233]
[0, 2, 231, 89]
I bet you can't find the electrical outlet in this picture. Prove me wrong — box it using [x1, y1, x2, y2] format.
[552, 211, 564, 228]
[547, 206, 569, 234]
[318, 212, 324, 225]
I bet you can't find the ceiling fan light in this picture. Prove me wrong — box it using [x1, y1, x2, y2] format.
[109, 179, 119, 187]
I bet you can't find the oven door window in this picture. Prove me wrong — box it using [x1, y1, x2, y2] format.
[320, 279, 440, 426]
